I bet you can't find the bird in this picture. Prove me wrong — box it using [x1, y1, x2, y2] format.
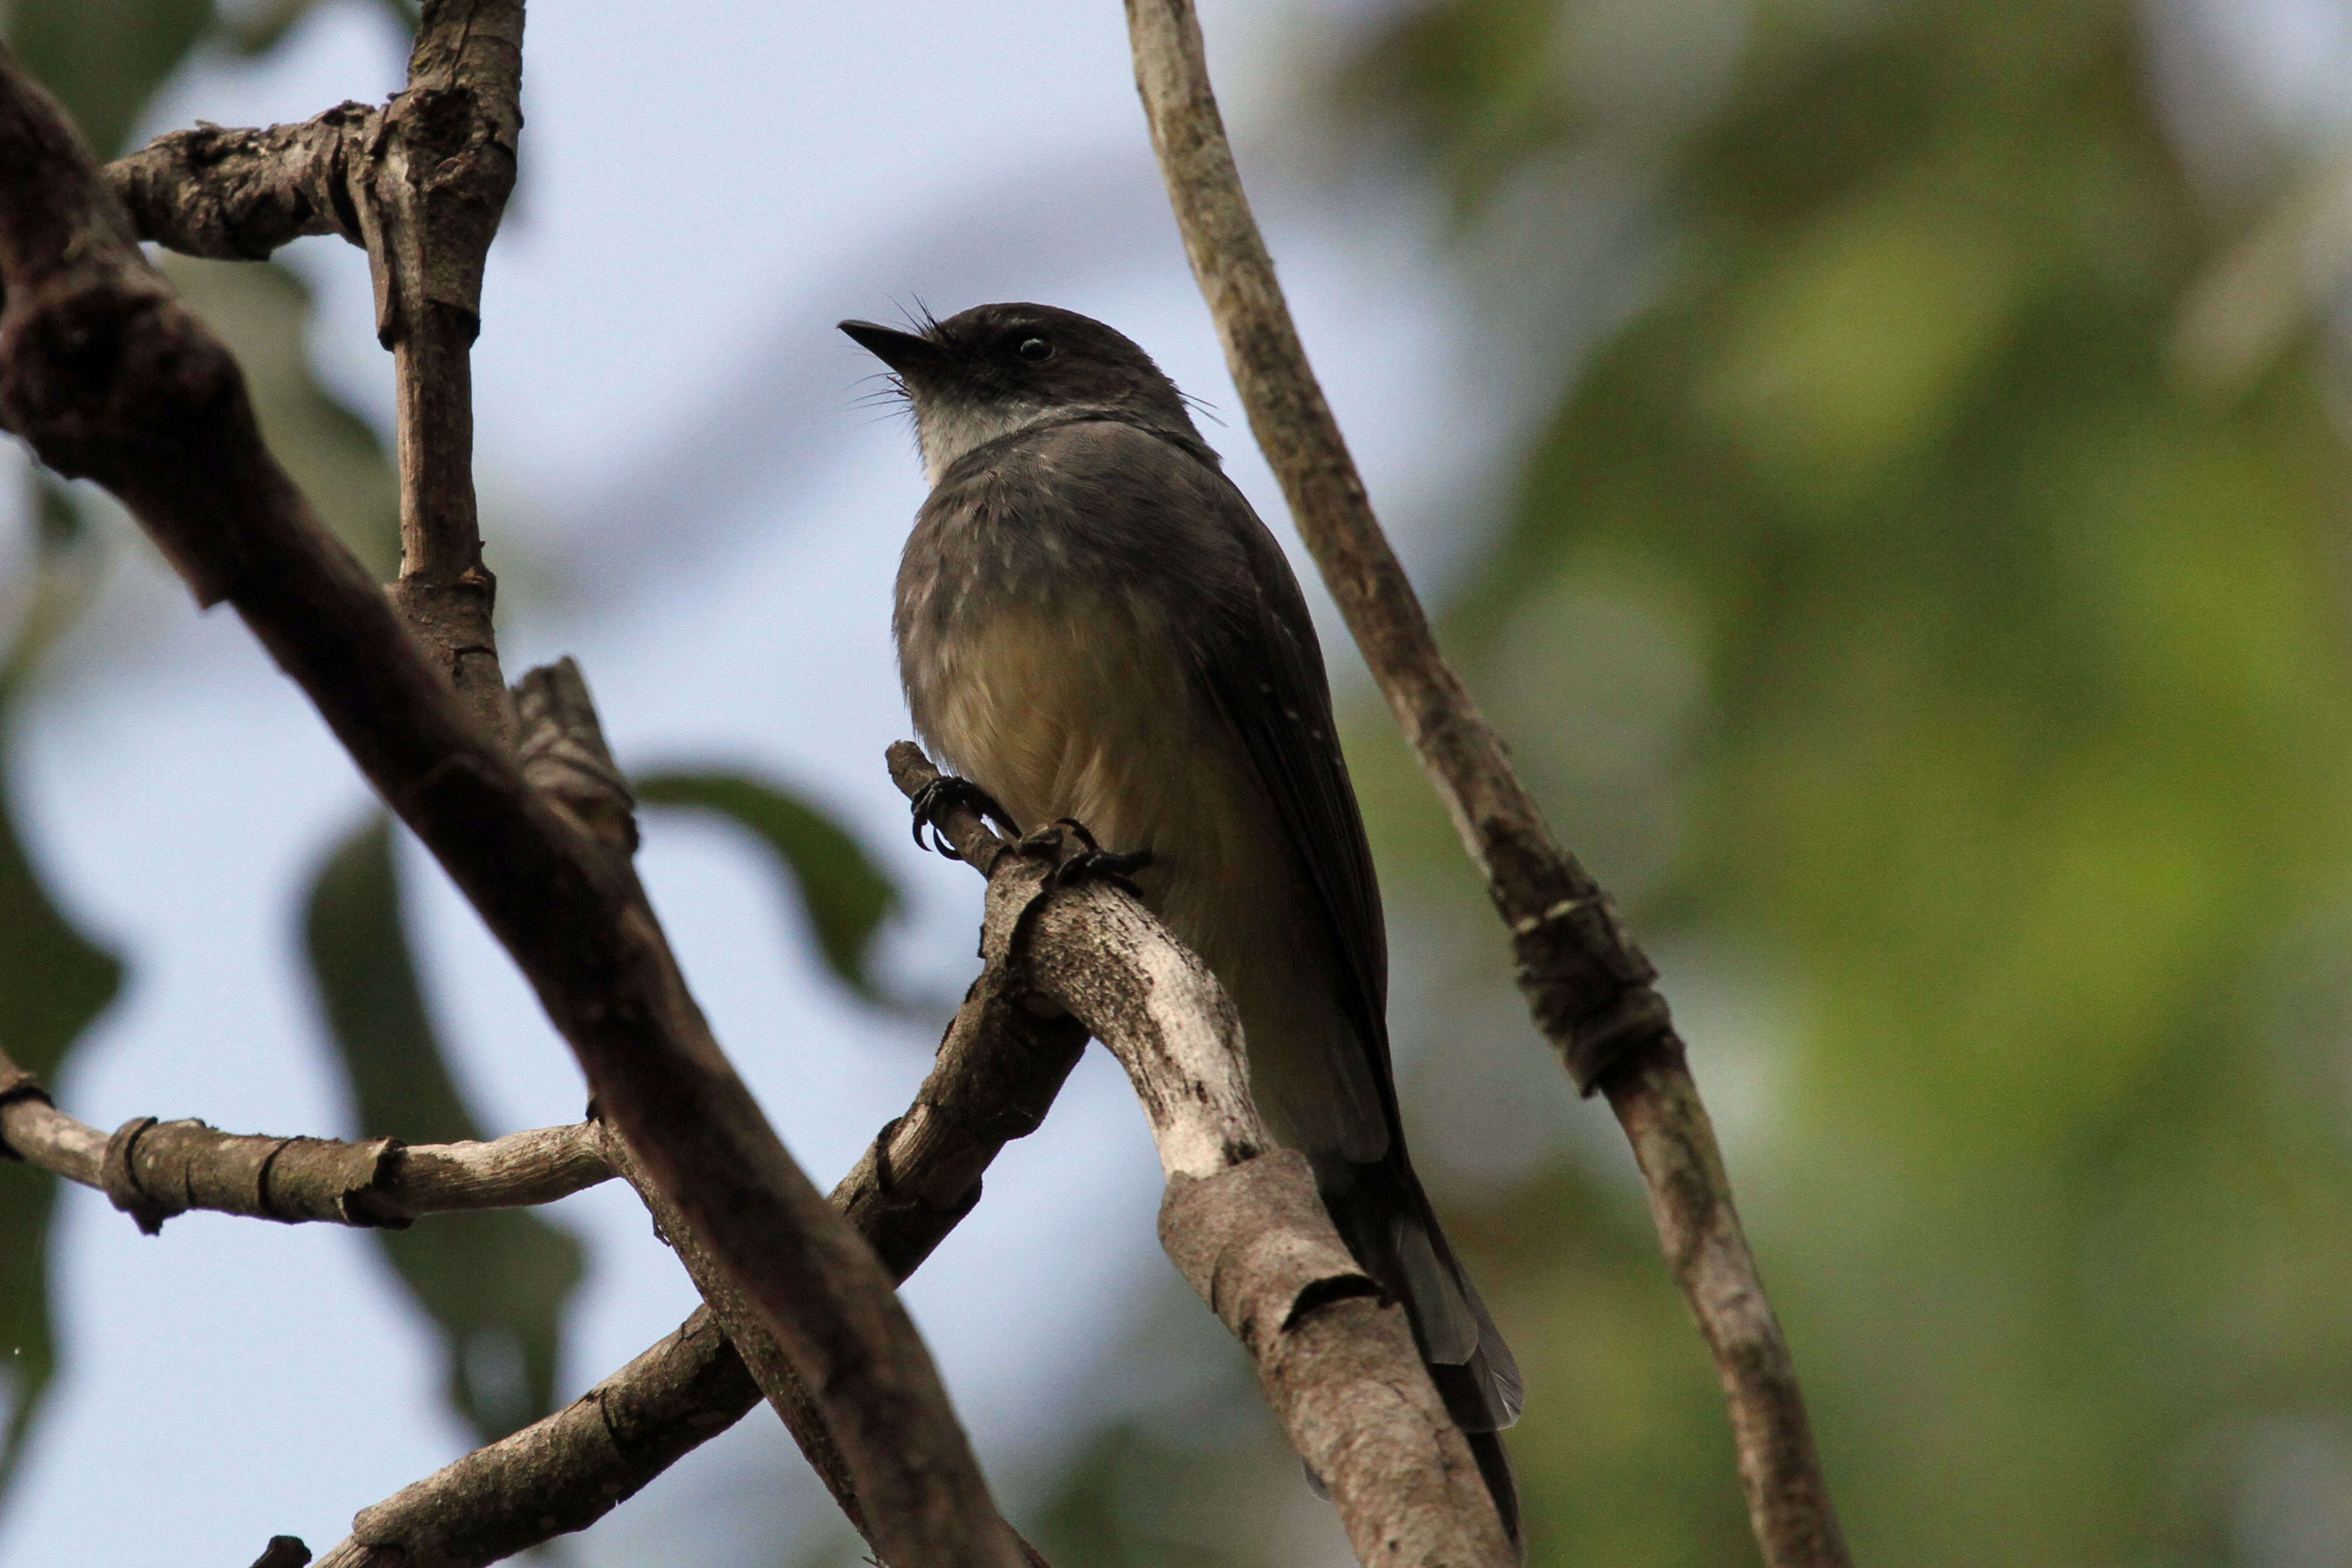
[843, 302, 1523, 1541]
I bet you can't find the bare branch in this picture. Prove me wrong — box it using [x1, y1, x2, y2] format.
[104, 5, 523, 734]
[0, 1061, 100, 1183]
[892, 743, 1514, 1568]
[315, 1307, 761, 1568]
[0, 1047, 612, 1227]
[105, 105, 375, 260]
[365, 0, 522, 740]
[0, 47, 1023, 1568]
[310, 972, 1089, 1567]
[1122, 5, 1850, 1563]
[386, 1124, 617, 1211]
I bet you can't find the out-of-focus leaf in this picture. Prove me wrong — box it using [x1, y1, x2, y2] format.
[163, 257, 402, 578]
[1335, 0, 1574, 202]
[0, 501, 124, 1500]
[214, 0, 326, 55]
[4, 0, 212, 157]
[1025, 1283, 1302, 1568]
[635, 771, 901, 1000]
[302, 817, 583, 1442]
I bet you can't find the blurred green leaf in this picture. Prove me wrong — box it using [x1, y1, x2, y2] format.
[635, 771, 900, 1001]
[163, 256, 402, 578]
[4, 0, 212, 157]
[213, 0, 327, 56]
[0, 767, 120, 1499]
[0, 500, 123, 1502]
[303, 817, 583, 1442]
[216, 0, 416, 61]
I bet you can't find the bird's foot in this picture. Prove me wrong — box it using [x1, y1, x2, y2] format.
[1015, 818, 1153, 896]
[909, 773, 1015, 860]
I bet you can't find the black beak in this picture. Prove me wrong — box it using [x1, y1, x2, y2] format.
[839, 320, 943, 375]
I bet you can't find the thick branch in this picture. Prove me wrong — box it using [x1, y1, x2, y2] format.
[314, 977, 1088, 1568]
[892, 743, 1513, 1568]
[0, 1050, 610, 1229]
[0, 50, 1021, 1568]
[1123, 5, 1849, 1563]
[105, 105, 375, 259]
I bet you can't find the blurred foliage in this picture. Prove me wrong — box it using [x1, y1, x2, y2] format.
[1024, 1291, 1313, 1568]
[4, 0, 209, 160]
[1327, 0, 2352, 1564]
[0, 0, 216, 1510]
[0, 478, 122, 1504]
[165, 256, 402, 576]
[0, 0, 921, 1519]
[1047, 0, 2352, 1565]
[635, 771, 902, 1001]
[303, 817, 583, 1442]
[0, 0, 426, 1498]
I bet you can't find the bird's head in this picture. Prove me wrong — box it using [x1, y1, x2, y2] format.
[841, 303, 1199, 484]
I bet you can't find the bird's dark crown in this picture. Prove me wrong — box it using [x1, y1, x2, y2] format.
[841, 303, 1196, 432]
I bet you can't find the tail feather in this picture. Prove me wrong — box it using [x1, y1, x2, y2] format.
[1317, 1153, 1524, 1553]
[1320, 1155, 1522, 1430]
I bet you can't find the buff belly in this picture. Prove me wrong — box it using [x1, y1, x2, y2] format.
[909, 588, 1389, 1164]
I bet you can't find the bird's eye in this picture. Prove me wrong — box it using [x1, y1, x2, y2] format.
[1015, 337, 1053, 362]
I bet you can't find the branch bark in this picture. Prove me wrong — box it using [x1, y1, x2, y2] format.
[366, 0, 520, 740]
[1123, 5, 1850, 1564]
[105, 104, 375, 259]
[316, 1306, 762, 1568]
[891, 744, 1514, 1568]
[0, 45, 1024, 1568]
[0, 1050, 611, 1229]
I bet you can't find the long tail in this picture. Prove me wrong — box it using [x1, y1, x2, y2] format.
[1319, 1154, 1524, 1553]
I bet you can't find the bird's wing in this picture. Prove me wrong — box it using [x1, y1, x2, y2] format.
[1182, 477, 1397, 1090]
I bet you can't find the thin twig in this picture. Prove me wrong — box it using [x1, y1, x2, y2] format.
[0, 1048, 611, 1228]
[1122, 4, 1851, 1563]
[0, 46, 1024, 1568]
[891, 743, 1514, 1568]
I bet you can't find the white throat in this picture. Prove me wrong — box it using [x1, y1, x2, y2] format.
[915, 396, 1054, 487]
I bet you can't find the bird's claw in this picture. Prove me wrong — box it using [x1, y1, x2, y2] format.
[1015, 818, 1153, 895]
[909, 774, 1013, 860]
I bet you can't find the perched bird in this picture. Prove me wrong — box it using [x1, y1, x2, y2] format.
[844, 303, 1522, 1538]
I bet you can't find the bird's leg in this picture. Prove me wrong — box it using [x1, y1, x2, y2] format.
[909, 773, 1017, 859]
[1015, 818, 1153, 896]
